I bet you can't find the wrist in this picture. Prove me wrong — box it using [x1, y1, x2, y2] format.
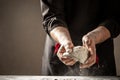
[85, 26, 111, 44]
[50, 26, 72, 43]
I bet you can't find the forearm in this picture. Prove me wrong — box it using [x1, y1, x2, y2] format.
[50, 26, 72, 45]
[86, 26, 111, 44]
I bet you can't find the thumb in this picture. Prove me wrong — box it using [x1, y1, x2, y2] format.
[64, 41, 74, 53]
[82, 36, 91, 49]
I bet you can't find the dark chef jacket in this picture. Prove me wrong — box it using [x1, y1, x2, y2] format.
[40, 0, 120, 76]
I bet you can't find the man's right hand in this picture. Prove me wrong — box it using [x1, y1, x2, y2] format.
[57, 41, 77, 66]
[50, 27, 76, 66]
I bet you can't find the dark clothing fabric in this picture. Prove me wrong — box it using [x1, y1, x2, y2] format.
[40, 0, 120, 76]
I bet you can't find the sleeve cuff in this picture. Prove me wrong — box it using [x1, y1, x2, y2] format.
[98, 19, 120, 38]
[43, 17, 68, 35]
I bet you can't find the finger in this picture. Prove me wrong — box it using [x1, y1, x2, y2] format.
[88, 59, 96, 67]
[85, 58, 96, 68]
[57, 45, 65, 53]
[85, 55, 96, 64]
[64, 42, 74, 53]
[88, 46, 96, 55]
[80, 55, 96, 68]
[82, 51, 96, 68]
[64, 59, 76, 66]
[66, 61, 76, 66]
[63, 58, 74, 64]
[61, 57, 75, 64]
[57, 45, 65, 58]
[82, 36, 91, 47]
[84, 37, 90, 45]
[85, 50, 96, 63]
[61, 57, 72, 61]
[80, 59, 95, 68]
[61, 57, 76, 65]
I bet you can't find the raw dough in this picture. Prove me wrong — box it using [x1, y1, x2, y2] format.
[63, 46, 89, 64]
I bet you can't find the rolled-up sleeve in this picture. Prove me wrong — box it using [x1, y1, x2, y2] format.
[99, 1, 120, 38]
[99, 19, 120, 38]
[40, 0, 67, 34]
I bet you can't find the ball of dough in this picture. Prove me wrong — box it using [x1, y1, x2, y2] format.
[63, 46, 89, 64]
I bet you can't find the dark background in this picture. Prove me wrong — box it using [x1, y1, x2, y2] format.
[0, 0, 120, 75]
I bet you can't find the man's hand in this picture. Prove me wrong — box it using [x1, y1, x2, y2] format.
[80, 35, 96, 68]
[50, 27, 76, 66]
[57, 41, 77, 66]
[80, 26, 111, 68]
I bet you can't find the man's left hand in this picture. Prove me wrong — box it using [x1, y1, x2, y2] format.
[80, 35, 96, 68]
